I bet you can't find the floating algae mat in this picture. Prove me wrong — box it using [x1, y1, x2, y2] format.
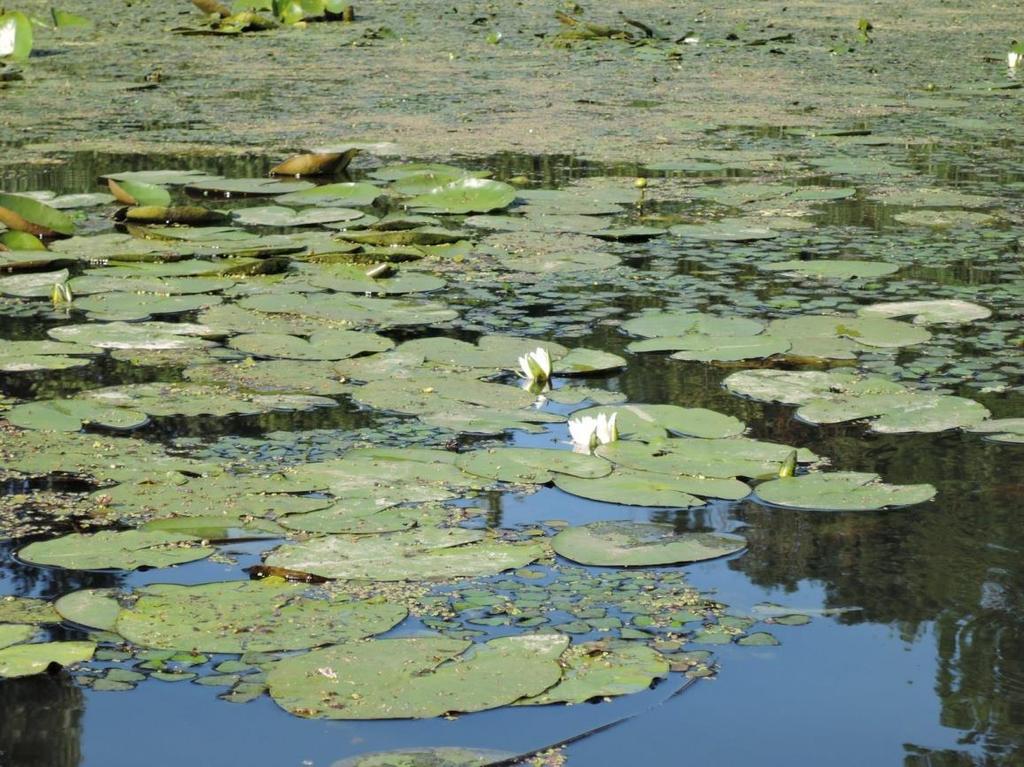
[1, 73, 1024, 764]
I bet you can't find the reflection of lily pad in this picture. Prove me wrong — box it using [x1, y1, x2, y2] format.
[552, 521, 747, 566]
[116, 581, 407, 652]
[266, 634, 567, 719]
[18, 530, 214, 570]
[755, 472, 936, 510]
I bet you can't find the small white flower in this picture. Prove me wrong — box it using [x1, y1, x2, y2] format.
[517, 347, 552, 384]
[568, 412, 618, 452]
[0, 19, 16, 58]
[1010, 50, 1022, 69]
[568, 415, 600, 451]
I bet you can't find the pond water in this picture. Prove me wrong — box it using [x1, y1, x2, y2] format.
[1, 121, 1022, 767]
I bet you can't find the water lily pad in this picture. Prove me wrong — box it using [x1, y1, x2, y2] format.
[233, 205, 364, 227]
[187, 178, 315, 196]
[54, 589, 123, 632]
[597, 437, 814, 479]
[0, 340, 99, 373]
[305, 264, 445, 294]
[371, 163, 488, 182]
[399, 336, 569, 372]
[0, 597, 59, 624]
[18, 530, 214, 570]
[894, 209, 995, 228]
[275, 182, 382, 207]
[184, 358, 349, 396]
[767, 315, 930, 354]
[48, 321, 218, 350]
[754, 472, 936, 510]
[107, 178, 172, 207]
[759, 260, 899, 279]
[554, 467, 747, 507]
[455, 448, 612, 484]
[116, 581, 407, 652]
[570, 404, 745, 441]
[669, 221, 778, 241]
[552, 521, 747, 566]
[73, 292, 224, 321]
[69, 274, 234, 296]
[630, 334, 790, 362]
[0, 625, 35, 650]
[969, 419, 1024, 444]
[265, 528, 545, 581]
[0, 641, 95, 678]
[516, 643, 668, 704]
[266, 634, 567, 719]
[239, 292, 458, 328]
[407, 178, 517, 214]
[80, 382, 336, 418]
[5, 399, 149, 432]
[555, 348, 627, 375]
[622, 310, 764, 339]
[857, 300, 991, 325]
[0, 269, 69, 298]
[796, 391, 990, 433]
[229, 329, 393, 360]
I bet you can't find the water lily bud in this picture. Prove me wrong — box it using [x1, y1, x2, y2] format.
[634, 177, 648, 189]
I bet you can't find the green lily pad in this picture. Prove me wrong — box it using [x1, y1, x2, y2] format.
[18, 530, 214, 570]
[187, 177, 315, 196]
[796, 391, 990, 433]
[555, 348, 627, 375]
[79, 382, 336, 418]
[275, 182, 382, 207]
[48, 321, 218, 350]
[767, 315, 931, 353]
[669, 221, 778, 241]
[0, 597, 60, 624]
[73, 292, 224, 321]
[233, 205, 364, 227]
[552, 521, 747, 566]
[108, 178, 172, 207]
[184, 358, 349, 396]
[54, 589, 123, 632]
[455, 448, 612, 484]
[238, 292, 458, 328]
[596, 437, 815, 479]
[407, 178, 517, 214]
[116, 581, 407, 652]
[0, 641, 95, 678]
[0, 269, 69, 298]
[0, 625, 36, 650]
[372, 163, 488, 182]
[754, 472, 936, 510]
[266, 633, 567, 719]
[630, 333, 790, 362]
[265, 528, 545, 581]
[305, 264, 445, 294]
[759, 260, 899, 279]
[399, 335, 568, 371]
[517, 642, 668, 704]
[69, 274, 234, 296]
[622, 310, 764, 339]
[738, 632, 780, 646]
[554, 467, 748, 507]
[969, 419, 1024, 444]
[857, 299, 991, 325]
[570, 404, 745, 441]
[228, 329, 394, 360]
[893, 209, 995, 228]
[5, 399, 149, 432]
[0, 340, 99, 373]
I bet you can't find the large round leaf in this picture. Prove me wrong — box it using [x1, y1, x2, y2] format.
[266, 634, 567, 719]
[455, 448, 612, 484]
[552, 521, 747, 566]
[0, 193, 74, 237]
[554, 467, 748, 506]
[571, 404, 745, 441]
[265, 528, 545, 581]
[597, 437, 816, 479]
[754, 472, 936, 510]
[5, 399, 148, 432]
[228, 330, 394, 360]
[332, 748, 518, 767]
[116, 581, 407, 652]
[407, 178, 517, 214]
[516, 643, 669, 705]
[18, 530, 214, 570]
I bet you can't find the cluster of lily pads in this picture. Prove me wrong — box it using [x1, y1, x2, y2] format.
[0, 144, 1018, 739]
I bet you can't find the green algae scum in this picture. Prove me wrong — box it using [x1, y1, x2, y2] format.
[1, 1, 1023, 765]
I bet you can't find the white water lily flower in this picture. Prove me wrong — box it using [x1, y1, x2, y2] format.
[517, 346, 552, 384]
[0, 19, 16, 58]
[1010, 50, 1022, 69]
[568, 412, 618, 451]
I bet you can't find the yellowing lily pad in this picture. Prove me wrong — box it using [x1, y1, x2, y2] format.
[0, 641, 95, 679]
